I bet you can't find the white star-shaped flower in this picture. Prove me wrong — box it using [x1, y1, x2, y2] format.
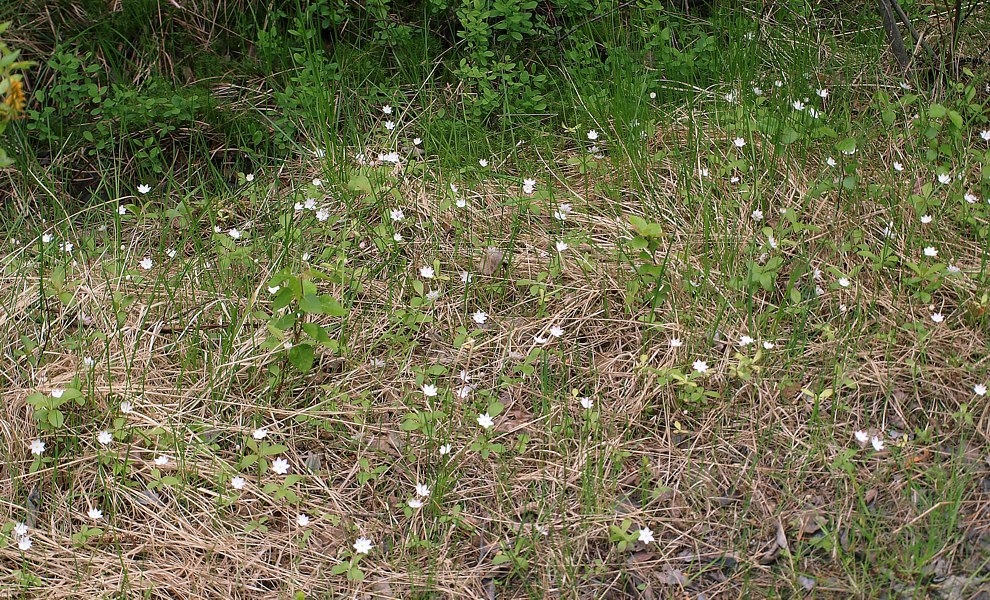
[271, 457, 289, 475]
[638, 527, 655, 544]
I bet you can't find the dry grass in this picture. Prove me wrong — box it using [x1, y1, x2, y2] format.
[3, 93, 990, 599]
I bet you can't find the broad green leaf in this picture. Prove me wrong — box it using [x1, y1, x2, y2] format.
[288, 343, 315, 373]
[48, 409, 65, 428]
[348, 174, 373, 195]
[261, 444, 288, 456]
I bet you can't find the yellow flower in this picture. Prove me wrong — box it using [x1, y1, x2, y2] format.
[3, 77, 26, 116]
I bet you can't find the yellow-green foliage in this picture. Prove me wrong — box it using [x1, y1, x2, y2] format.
[0, 21, 33, 167]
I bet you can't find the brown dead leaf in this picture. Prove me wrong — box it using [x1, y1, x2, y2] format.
[792, 510, 827, 537]
[759, 544, 781, 565]
[369, 432, 404, 458]
[775, 521, 790, 552]
[360, 579, 397, 599]
[656, 567, 687, 586]
[479, 247, 505, 276]
[496, 406, 532, 432]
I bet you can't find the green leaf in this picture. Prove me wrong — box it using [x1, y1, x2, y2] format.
[273, 287, 295, 311]
[302, 322, 332, 345]
[48, 409, 65, 428]
[488, 400, 504, 417]
[330, 563, 350, 576]
[400, 416, 422, 431]
[58, 388, 82, 401]
[271, 313, 297, 330]
[299, 294, 324, 314]
[288, 344, 315, 372]
[300, 294, 346, 316]
[947, 110, 963, 129]
[780, 127, 800, 145]
[628, 215, 663, 238]
[261, 444, 289, 456]
[835, 137, 856, 154]
[320, 296, 347, 317]
[348, 174, 373, 195]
